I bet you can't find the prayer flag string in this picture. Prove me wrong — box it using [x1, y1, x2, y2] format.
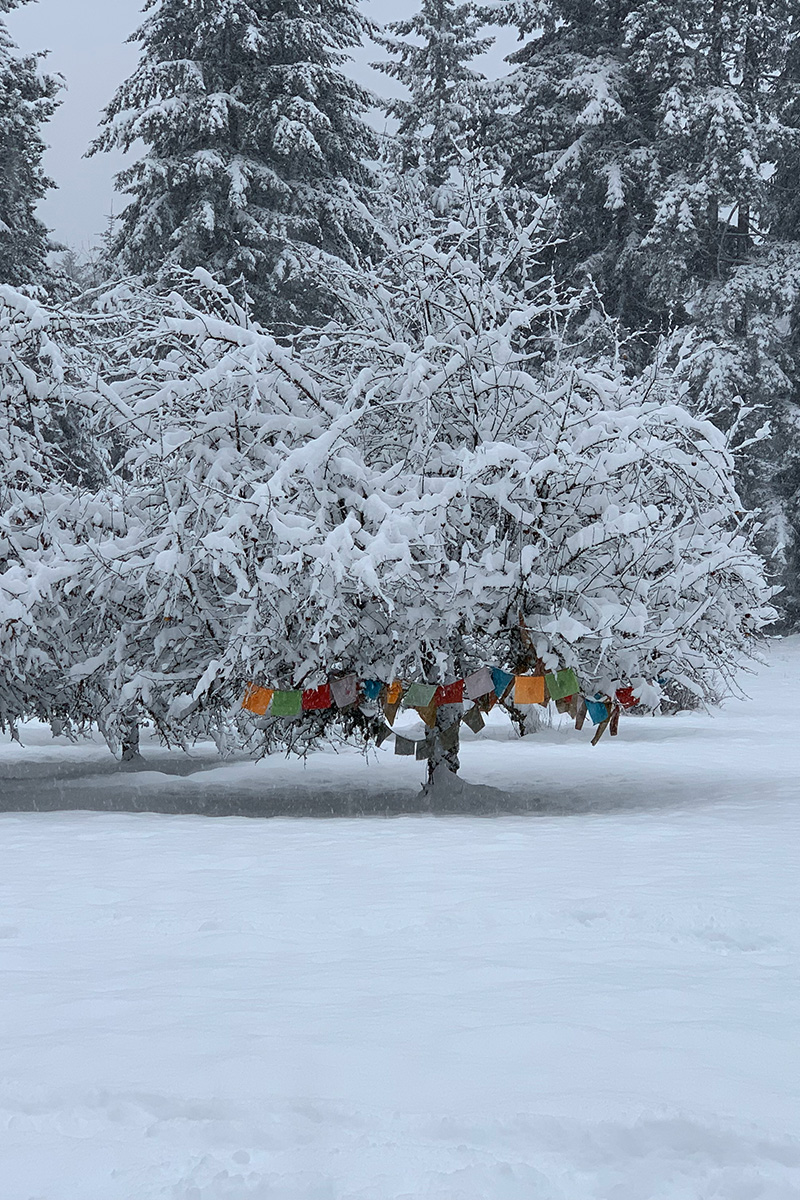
[241, 667, 641, 748]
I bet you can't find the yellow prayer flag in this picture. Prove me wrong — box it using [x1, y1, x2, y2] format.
[386, 680, 404, 704]
[513, 674, 546, 705]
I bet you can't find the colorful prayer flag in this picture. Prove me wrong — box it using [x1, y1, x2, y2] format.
[464, 667, 493, 700]
[415, 701, 438, 728]
[434, 680, 464, 706]
[592, 716, 611, 746]
[513, 674, 546, 705]
[241, 685, 273, 716]
[615, 686, 638, 710]
[331, 674, 359, 709]
[462, 704, 485, 733]
[402, 682, 438, 708]
[491, 667, 514, 699]
[302, 683, 331, 711]
[440, 722, 460, 751]
[584, 697, 609, 726]
[270, 689, 302, 718]
[386, 681, 404, 704]
[545, 668, 580, 701]
[362, 679, 385, 702]
[374, 723, 393, 747]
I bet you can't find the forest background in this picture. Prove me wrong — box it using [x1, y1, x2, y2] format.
[7, 0, 518, 250]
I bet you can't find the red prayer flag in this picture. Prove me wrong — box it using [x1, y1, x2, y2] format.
[434, 680, 464, 705]
[615, 687, 638, 710]
[302, 683, 332, 711]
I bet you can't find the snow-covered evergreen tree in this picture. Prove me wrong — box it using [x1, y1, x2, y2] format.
[90, 0, 380, 329]
[651, 0, 800, 622]
[662, 246, 800, 625]
[0, 0, 61, 290]
[373, 0, 492, 190]
[493, 0, 787, 322]
[492, 0, 800, 620]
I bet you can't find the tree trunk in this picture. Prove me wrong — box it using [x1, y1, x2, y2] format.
[708, 0, 724, 274]
[121, 717, 142, 763]
[425, 702, 461, 786]
[737, 0, 757, 263]
[709, 0, 723, 82]
[737, 201, 751, 263]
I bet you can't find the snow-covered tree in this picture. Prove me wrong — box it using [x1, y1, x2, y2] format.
[52, 215, 121, 298]
[492, 0, 800, 621]
[0, 0, 61, 289]
[37, 272, 342, 753]
[63, 178, 772, 777]
[90, 0, 380, 330]
[0, 285, 109, 734]
[373, 0, 492, 190]
[662, 246, 800, 626]
[300, 180, 773, 715]
[492, 0, 795, 322]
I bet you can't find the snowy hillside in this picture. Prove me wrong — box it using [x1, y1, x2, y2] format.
[1, 640, 799, 1198]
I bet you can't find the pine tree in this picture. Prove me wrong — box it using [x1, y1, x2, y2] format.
[372, 0, 492, 189]
[90, 0, 380, 329]
[493, 0, 792, 327]
[0, 0, 61, 290]
[651, 0, 800, 623]
[493, 0, 800, 621]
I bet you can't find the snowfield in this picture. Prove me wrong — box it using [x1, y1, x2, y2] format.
[2, 643, 800, 1198]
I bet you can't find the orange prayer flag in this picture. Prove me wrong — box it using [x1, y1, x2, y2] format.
[386, 680, 404, 704]
[513, 674, 546, 705]
[242, 685, 273, 715]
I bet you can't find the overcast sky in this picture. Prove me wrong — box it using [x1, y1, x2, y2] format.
[7, 0, 516, 250]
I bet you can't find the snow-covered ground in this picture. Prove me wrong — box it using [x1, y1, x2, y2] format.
[2, 642, 799, 1198]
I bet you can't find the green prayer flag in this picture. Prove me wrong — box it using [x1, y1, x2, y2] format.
[270, 689, 302, 717]
[402, 682, 438, 708]
[545, 668, 580, 701]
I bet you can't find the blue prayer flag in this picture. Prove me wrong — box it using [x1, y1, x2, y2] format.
[491, 667, 514, 698]
[362, 679, 385, 702]
[584, 698, 609, 726]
